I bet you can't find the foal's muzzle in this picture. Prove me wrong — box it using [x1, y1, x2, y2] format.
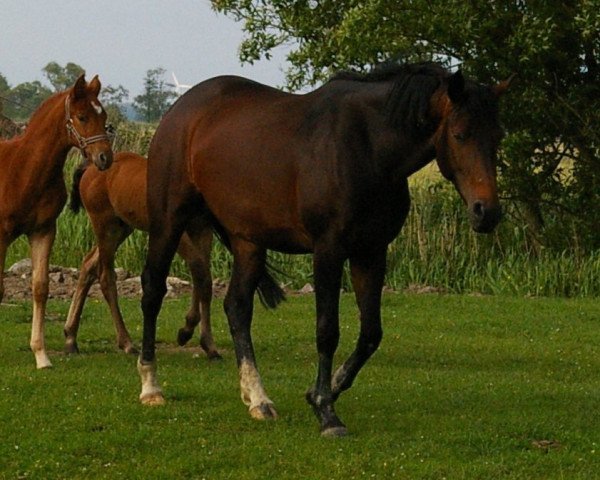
[469, 200, 502, 233]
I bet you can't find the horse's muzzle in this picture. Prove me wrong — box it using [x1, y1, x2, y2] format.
[93, 151, 113, 171]
[469, 200, 502, 233]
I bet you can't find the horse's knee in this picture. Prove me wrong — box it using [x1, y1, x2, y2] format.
[31, 278, 49, 303]
[359, 324, 383, 355]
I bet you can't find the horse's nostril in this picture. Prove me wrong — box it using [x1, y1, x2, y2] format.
[472, 201, 485, 219]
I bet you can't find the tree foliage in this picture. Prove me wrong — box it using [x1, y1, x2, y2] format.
[213, 0, 600, 250]
[133, 67, 177, 122]
[42, 61, 85, 92]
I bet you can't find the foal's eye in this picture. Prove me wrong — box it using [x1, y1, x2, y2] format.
[77, 115, 88, 123]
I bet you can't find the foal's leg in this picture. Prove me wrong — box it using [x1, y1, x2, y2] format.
[331, 248, 386, 402]
[97, 225, 136, 354]
[139, 220, 186, 405]
[0, 237, 8, 303]
[305, 246, 347, 437]
[225, 239, 276, 419]
[28, 227, 56, 369]
[64, 246, 100, 353]
[176, 231, 220, 359]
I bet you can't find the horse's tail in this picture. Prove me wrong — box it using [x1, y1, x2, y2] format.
[207, 212, 286, 309]
[69, 162, 89, 213]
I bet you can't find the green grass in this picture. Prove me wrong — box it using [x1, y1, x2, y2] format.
[1, 294, 599, 479]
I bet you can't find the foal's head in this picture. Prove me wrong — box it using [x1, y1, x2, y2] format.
[433, 71, 512, 233]
[66, 74, 114, 171]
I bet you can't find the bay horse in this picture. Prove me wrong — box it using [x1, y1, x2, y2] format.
[0, 74, 113, 369]
[64, 151, 283, 358]
[138, 62, 512, 436]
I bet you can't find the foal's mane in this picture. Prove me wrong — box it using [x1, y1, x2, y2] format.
[330, 62, 450, 138]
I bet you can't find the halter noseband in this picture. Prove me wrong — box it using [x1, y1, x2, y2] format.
[65, 96, 115, 152]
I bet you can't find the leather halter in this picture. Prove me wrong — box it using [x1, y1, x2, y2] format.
[64, 95, 115, 153]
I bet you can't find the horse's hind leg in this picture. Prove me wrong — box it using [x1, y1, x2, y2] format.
[225, 239, 276, 419]
[28, 227, 56, 369]
[64, 246, 100, 353]
[139, 218, 186, 405]
[305, 245, 347, 436]
[330, 248, 386, 405]
[97, 224, 136, 354]
[176, 230, 220, 359]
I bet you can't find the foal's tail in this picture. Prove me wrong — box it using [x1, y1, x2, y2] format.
[69, 162, 89, 213]
[208, 213, 286, 309]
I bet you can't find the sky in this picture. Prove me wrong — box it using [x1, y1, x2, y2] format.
[0, 0, 290, 97]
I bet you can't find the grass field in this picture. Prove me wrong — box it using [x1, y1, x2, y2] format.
[1, 293, 599, 479]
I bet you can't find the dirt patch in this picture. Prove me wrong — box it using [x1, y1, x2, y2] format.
[2, 258, 229, 302]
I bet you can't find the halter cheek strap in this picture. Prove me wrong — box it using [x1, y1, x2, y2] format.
[65, 96, 115, 152]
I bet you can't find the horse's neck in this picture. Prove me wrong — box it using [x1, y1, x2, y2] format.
[17, 94, 72, 180]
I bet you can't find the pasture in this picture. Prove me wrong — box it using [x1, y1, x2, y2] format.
[1, 293, 598, 478]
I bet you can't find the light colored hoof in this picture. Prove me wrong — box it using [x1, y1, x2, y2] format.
[140, 392, 166, 406]
[321, 426, 348, 438]
[249, 403, 278, 420]
[35, 355, 53, 369]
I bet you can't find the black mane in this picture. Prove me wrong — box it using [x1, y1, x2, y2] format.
[330, 62, 450, 139]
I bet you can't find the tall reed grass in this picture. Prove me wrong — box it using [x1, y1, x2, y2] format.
[5, 125, 599, 297]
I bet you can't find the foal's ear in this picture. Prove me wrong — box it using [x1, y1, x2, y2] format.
[447, 70, 465, 104]
[87, 75, 102, 97]
[72, 74, 87, 100]
[492, 73, 517, 97]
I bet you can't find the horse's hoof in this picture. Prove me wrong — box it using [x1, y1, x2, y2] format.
[177, 328, 193, 346]
[321, 426, 348, 438]
[206, 350, 223, 361]
[36, 360, 53, 369]
[64, 343, 79, 355]
[123, 345, 139, 355]
[249, 403, 278, 420]
[140, 392, 166, 406]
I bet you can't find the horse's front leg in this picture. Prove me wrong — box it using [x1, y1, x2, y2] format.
[305, 246, 346, 437]
[331, 248, 386, 402]
[64, 246, 100, 353]
[176, 231, 220, 359]
[225, 239, 276, 419]
[28, 227, 56, 369]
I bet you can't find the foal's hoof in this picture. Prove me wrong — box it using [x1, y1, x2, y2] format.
[177, 328, 193, 346]
[206, 350, 223, 361]
[249, 403, 278, 420]
[321, 426, 349, 438]
[123, 345, 139, 355]
[140, 392, 166, 406]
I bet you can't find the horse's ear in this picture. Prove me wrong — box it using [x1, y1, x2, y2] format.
[87, 75, 102, 97]
[447, 70, 465, 104]
[492, 73, 517, 97]
[72, 74, 87, 100]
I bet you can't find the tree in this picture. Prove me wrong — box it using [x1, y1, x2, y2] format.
[100, 84, 130, 125]
[4, 81, 52, 120]
[133, 67, 177, 122]
[42, 61, 85, 92]
[213, 0, 600, 250]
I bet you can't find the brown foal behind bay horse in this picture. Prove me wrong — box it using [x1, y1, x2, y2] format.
[0, 74, 113, 368]
[64, 151, 220, 358]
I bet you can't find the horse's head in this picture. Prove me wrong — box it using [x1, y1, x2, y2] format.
[433, 71, 512, 233]
[66, 74, 114, 171]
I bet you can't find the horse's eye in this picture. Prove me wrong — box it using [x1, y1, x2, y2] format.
[77, 115, 87, 123]
[453, 132, 467, 142]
